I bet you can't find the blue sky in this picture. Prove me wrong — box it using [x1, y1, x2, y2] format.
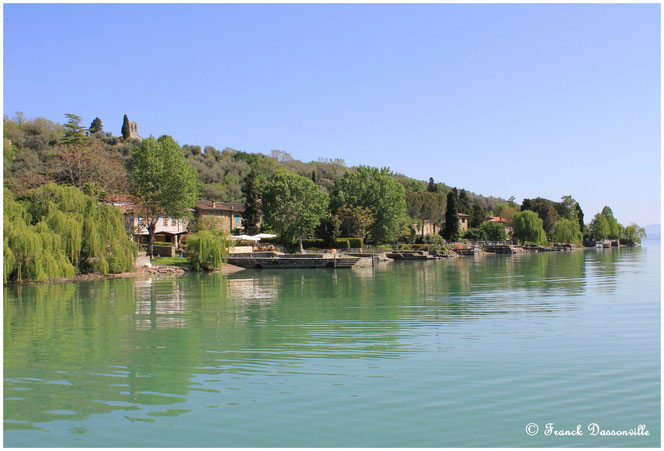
[3, 4, 660, 226]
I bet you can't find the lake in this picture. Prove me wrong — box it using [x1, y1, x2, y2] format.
[4, 244, 660, 447]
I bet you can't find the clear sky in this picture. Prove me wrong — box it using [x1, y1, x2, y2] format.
[3, 3, 661, 226]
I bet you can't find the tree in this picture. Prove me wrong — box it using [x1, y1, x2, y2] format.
[493, 201, 519, 221]
[330, 166, 407, 242]
[601, 206, 621, 239]
[551, 218, 583, 246]
[427, 177, 437, 193]
[480, 221, 507, 241]
[241, 169, 261, 235]
[316, 214, 341, 248]
[311, 170, 316, 183]
[262, 172, 328, 253]
[89, 117, 103, 134]
[469, 202, 487, 228]
[50, 142, 127, 194]
[442, 188, 460, 242]
[622, 223, 646, 245]
[458, 189, 472, 214]
[121, 114, 131, 139]
[61, 113, 87, 145]
[512, 210, 547, 245]
[589, 213, 610, 241]
[127, 136, 199, 257]
[521, 197, 560, 237]
[337, 205, 374, 239]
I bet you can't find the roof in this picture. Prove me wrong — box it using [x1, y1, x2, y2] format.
[458, 213, 470, 217]
[488, 216, 510, 224]
[194, 200, 245, 213]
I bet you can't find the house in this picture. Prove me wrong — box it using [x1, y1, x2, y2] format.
[458, 213, 469, 232]
[193, 200, 245, 233]
[412, 220, 438, 236]
[487, 216, 513, 237]
[107, 194, 188, 247]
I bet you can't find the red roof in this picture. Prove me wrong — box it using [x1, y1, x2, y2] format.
[458, 213, 470, 217]
[194, 200, 245, 213]
[488, 216, 510, 224]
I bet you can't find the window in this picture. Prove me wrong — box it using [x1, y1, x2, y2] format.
[234, 214, 241, 223]
[163, 218, 168, 226]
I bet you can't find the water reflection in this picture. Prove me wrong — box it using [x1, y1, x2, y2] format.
[3, 247, 648, 439]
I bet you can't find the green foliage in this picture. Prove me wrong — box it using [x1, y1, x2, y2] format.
[61, 113, 87, 145]
[480, 221, 507, 241]
[127, 136, 199, 256]
[89, 117, 103, 134]
[121, 114, 131, 139]
[492, 201, 519, 221]
[622, 223, 646, 245]
[4, 184, 135, 282]
[463, 227, 485, 242]
[330, 166, 407, 242]
[512, 210, 547, 245]
[348, 237, 364, 248]
[423, 233, 444, 246]
[316, 214, 341, 248]
[427, 177, 437, 193]
[551, 218, 583, 245]
[589, 206, 621, 241]
[442, 188, 460, 242]
[300, 238, 324, 249]
[337, 205, 374, 239]
[589, 214, 610, 241]
[406, 190, 446, 236]
[241, 169, 261, 235]
[469, 202, 487, 229]
[300, 238, 351, 250]
[521, 197, 560, 237]
[457, 189, 472, 214]
[262, 171, 328, 251]
[185, 229, 229, 271]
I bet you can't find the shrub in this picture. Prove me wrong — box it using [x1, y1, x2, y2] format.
[463, 228, 485, 242]
[185, 229, 229, 271]
[348, 237, 364, 248]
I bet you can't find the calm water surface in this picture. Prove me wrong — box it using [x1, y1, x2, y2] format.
[4, 245, 660, 447]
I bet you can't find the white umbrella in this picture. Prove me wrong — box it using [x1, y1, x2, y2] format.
[232, 235, 260, 241]
[253, 233, 277, 239]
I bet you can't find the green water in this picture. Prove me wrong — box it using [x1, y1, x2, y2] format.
[4, 245, 660, 447]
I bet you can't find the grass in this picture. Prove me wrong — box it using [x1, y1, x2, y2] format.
[151, 256, 191, 267]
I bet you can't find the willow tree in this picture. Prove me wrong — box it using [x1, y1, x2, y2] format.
[127, 136, 199, 257]
[186, 229, 229, 271]
[3, 184, 135, 283]
[512, 210, 547, 245]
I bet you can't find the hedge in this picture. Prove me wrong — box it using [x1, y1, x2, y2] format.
[301, 238, 351, 250]
[348, 238, 363, 248]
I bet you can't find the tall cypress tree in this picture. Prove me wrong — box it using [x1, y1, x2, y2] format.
[121, 114, 131, 139]
[442, 188, 460, 242]
[311, 170, 316, 183]
[241, 169, 262, 235]
[427, 177, 437, 193]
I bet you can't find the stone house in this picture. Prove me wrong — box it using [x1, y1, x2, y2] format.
[107, 194, 188, 247]
[193, 200, 245, 233]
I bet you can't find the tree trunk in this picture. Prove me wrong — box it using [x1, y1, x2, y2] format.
[299, 235, 304, 254]
[147, 223, 156, 258]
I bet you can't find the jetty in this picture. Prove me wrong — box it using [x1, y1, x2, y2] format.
[226, 252, 360, 269]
